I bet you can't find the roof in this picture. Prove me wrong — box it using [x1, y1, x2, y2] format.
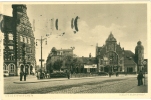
[124, 50, 136, 66]
[1, 15, 13, 33]
[106, 32, 117, 42]
[76, 57, 97, 65]
[124, 50, 135, 58]
[57, 49, 73, 52]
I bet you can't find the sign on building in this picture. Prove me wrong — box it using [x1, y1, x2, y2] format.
[84, 64, 97, 68]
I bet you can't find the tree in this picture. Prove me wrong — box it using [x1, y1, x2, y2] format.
[53, 59, 63, 70]
[64, 54, 73, 70]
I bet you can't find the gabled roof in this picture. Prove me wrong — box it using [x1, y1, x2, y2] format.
[106, 32, 117, 42]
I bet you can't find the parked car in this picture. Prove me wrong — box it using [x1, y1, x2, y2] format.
[3, 70, 9, 77]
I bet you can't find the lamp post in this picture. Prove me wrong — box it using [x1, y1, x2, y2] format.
[36, 36, 47, 79]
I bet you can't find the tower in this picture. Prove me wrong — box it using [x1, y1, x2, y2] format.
[135, 41, 144, 72]
[1, 4, 36, 75]
[12, 4, 35, 75]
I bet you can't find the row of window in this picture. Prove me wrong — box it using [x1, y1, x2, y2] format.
[4, 55, 14, 60]
[4, 55, 32, 61]
[7, 33, 31, 44]
[100, 59, 123, 64]
[4, 64, 15, 72]
[20, 36, 31, 44]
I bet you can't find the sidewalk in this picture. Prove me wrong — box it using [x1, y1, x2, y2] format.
[126, 76, 148, 93]
[125, 85, 147, 93]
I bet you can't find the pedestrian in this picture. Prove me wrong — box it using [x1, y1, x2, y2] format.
[140, 71, 144, 85]
[109, 71, 111, 77]
[66, 70, 70, 79]
[24, 72, 26, 81]
[20, 71, 23, 81]
[37, 71, 41, 79]
[116, 72, 118, 77]
[137, 71, 144, 86]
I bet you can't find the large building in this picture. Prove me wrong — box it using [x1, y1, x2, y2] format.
[96, 32, 144, 73]
[0, 5, 36, 75]
[46, 47, 74, 71]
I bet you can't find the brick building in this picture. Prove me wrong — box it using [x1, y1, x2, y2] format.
[96, 32, 144, 73]
[0, 5, 36, 75]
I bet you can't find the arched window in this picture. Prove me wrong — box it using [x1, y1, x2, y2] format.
[8, 33, 13, 40]
[20, 36, 23, 42]
[4, 64, 8, 70]
[9, 64, 15, 72]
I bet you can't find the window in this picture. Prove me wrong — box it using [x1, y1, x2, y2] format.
[28, 38, 31, 44]
[8, 33, 13, 40]
[4, 64, 8, 70]
[120, 60, 122, 64]
[10, 64, 15, 72]
[8, 46, 13, 50]
[10, 54, 14, 60]
[24, 37, 27, 43]
[20, 36, 23, 42]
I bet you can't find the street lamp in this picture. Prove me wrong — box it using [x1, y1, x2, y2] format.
[36, 36, 47, 78]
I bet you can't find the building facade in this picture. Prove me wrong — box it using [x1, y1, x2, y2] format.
[96, 32, 143, 73]
[46, 47, 74, 71]
[1, 5, 36, 75]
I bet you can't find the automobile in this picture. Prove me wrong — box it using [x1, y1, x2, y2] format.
[3, 70, 9, 77]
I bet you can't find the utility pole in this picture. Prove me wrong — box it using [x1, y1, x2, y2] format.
[36, 36, 47, 79]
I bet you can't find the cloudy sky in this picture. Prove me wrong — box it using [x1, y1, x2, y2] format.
[2, 3, 147, 65]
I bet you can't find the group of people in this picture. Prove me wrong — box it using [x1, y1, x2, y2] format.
[20, 71, 27, 81]
[137, 71, 144, 86]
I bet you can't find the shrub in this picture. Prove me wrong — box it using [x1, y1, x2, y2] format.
[50, 72, 67, 78]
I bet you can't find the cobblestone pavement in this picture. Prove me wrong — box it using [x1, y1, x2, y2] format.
[3, 75, 147, 94]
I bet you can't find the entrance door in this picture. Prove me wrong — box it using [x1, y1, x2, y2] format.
[104, 67, 108, 72]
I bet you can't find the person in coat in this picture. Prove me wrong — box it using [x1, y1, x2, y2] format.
[66, 70, 70, 79]
[137, 71, 144, 86]
[20, 71, 23, 81]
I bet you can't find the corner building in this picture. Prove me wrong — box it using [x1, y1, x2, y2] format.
[96, 32, 143, 73]
[1, 5, 36, 75]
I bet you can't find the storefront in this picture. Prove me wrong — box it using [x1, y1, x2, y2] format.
[84, 64, 97, 73]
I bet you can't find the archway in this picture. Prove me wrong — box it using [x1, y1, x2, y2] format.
[20, 64, 24, 72]
[25, 64, 29, 75]
[3, 64, 8, 70]
[8, 63, 15, 75]
[30, 65, 33, 74]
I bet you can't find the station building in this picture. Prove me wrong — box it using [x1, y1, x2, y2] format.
[96, 32, 144, 73]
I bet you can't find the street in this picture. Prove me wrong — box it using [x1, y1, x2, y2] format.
[4, 74, 148, 94]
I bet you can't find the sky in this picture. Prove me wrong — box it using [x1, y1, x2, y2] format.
[2, 3, 148, 65]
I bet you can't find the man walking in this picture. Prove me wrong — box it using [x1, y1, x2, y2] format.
[66, 70, 70, 79]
